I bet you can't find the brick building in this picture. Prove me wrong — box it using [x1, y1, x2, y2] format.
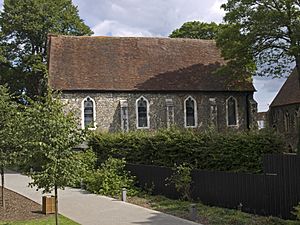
[48, 35, 257, 132]
[269, 70, 300, 152]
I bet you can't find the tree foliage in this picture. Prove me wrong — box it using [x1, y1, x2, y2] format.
[21, 92, 86, 224]
[0, 0, 93, 97]
[0, 85, 22, 208]
[169, 21, 221, 39]
[217, 0, 300, 83]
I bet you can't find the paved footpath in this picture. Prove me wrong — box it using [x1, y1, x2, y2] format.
[5, 171, 200, 225]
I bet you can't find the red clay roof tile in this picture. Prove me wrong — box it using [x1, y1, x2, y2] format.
[48, 35, 255, 92]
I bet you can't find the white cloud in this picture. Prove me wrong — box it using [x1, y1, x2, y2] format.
[73, 0, 226, 36]
[93, 20, 154, 37]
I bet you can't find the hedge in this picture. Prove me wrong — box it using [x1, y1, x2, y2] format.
[89, 128, 285, 173]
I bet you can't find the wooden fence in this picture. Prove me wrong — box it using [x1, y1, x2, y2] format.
[126, 154, 300, 219]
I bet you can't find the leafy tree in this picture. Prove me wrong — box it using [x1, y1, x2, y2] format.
[0, 0, 93, 97]
[0, 85, 21, 209]
[22, 92, 86, 225]
[218, 0, 300, 152]
[170, 21, 222, 39]
[217, 0, 300, 83]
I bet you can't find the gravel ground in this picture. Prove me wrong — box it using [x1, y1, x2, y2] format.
[0, 187, 49, 221]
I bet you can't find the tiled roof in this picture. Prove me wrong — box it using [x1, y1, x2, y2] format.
[48, 35, 255, 92]
[270, 69, 300, 107]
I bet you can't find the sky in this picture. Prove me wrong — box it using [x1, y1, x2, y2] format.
[0, 0, 287, 112]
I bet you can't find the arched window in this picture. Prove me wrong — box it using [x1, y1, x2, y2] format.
[273, 110, 278, 123]
[295, 108, 300, 130]
[284, 111, 290, 132]
[81, 97, 96, 129]
[136, 96, 149, 129]
[184, 96, 197, 128]
[226, 97, 238, 126]
[294, 111, 298, 130]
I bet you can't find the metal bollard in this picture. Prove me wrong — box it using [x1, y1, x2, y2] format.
[238, 202, 243, 211]
[122, 188, 127, 202]
[80, 178, 84, 190]
[189, 203, 197, 221]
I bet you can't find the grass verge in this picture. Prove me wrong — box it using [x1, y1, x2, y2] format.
[128, 194, 300, 225]
[0, 215, 79, 225]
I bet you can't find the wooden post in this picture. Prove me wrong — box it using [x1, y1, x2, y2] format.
[1, 167, 5, 209]
[55, 185, 58, 225]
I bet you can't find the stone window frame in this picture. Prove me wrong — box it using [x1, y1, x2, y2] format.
[226, 96, 239, 127]
[136, 96, 150, 129]
[81, 96, 97, 130]
[184, 96, 198, 128]
[120, 100, 129, 132]
[166, 99, 175, 128]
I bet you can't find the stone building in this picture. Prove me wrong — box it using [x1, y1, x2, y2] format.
[48, 35, 257, 132]
[257, 112, 268, 129]
[269, 70, 300, 152]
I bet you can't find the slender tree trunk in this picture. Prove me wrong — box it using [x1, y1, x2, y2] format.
[1, 166, 5, 209]
[55, 185, 58, 225]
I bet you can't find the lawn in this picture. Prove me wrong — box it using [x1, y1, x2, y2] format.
[0, 215, 79, 225]
[128, 194, 300, 225]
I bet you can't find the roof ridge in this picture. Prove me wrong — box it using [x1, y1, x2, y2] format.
[49, 34, 216, 42]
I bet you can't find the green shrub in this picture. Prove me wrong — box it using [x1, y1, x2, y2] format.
[85, 157, 138, 197]
[166, 163, 192, 200]
[89, 128, 284, 173]
[293, 203, 300, 220]
[73, 149, 97, 188]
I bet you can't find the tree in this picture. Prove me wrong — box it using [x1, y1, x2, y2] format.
[22, 92, 86, 225]
[217, 0, 300, 153]
[0, 0, 93, 97]
[0, 85, 21, 209]
[217, 0, 300, 84]
[169, 21, 222, 39]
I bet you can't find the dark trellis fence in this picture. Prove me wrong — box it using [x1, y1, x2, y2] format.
[126, 154, 300, 219]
